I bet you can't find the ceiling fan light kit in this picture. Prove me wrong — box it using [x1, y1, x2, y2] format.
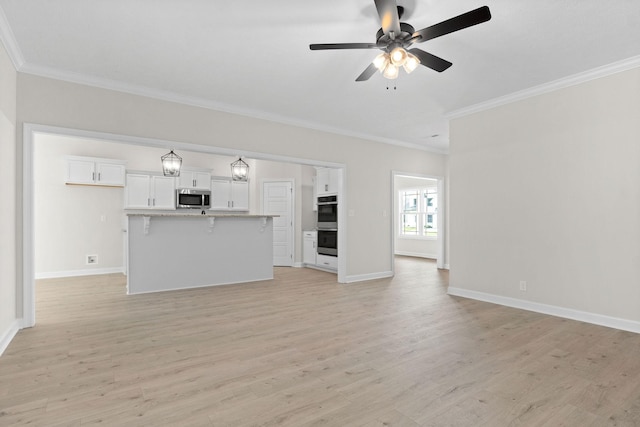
[309, 0, 491, 82]
[373, 48, 420, 79]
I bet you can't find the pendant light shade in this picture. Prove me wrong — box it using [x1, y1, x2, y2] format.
[161, 150, 182, 177]
[231, 157, 249, 181]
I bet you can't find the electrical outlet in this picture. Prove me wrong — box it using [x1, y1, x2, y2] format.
[86, 255, 98, 265]
[519, 280, 527, 291]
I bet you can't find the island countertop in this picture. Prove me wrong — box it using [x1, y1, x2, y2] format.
[126, 212, 278, 218]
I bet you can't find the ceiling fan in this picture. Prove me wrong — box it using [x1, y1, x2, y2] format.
[309, 0, 491, 81]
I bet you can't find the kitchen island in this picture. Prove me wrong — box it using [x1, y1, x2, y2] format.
[126, 213, 276, 294]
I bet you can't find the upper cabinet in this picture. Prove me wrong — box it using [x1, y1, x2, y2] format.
[177, 169, 211, 190]
[210, 178, 249, 211]
[124, 173, 176, 210]
[316, 167, 341, 196]
[65, 156, 126, 187]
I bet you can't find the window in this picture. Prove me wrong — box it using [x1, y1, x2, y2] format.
[399, 187, 437, 238]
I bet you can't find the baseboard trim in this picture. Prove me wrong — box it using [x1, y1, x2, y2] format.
[0, 319, 22, 357]
[394, 251, 437, 259]
[35, 267, 125, 280]
[126, 275, 274, 295]
[345, 271, 393, 283]
[447, 287, 640, 334]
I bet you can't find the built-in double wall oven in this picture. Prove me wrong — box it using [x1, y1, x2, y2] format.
[317, 195, 338, 256]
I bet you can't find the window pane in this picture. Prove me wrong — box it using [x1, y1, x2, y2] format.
[425, 213, 437, 237]
[425, 188, 437, 237]
[401, 190, 419, 212]
[401, 214, 418, 235]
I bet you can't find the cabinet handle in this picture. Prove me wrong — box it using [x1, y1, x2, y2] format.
[98, 172, 101, 181]
[147, 198, 150, 207]
[325, 184, 328, 191]
[153, 198, 156, 206]
[193, 179, 196, 187]
[92, 172, 95, 181]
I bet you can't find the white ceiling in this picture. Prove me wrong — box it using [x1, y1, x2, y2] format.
[1, 0, 639, 153]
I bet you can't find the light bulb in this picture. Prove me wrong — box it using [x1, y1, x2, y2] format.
[373, 52, 389, 71]
[382, 63, 399, 79]
[390, 47, 408, 66]
[403, 52, 420, 74]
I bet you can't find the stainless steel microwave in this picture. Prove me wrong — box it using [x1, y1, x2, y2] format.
[176, 189, 211, 209]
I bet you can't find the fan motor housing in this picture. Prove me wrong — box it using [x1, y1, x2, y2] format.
[376, 22, 416, 50]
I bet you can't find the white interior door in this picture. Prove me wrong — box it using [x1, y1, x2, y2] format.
[263, 181, 293, 266]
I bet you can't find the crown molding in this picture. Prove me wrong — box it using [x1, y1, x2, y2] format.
[18, 61, 446, 155]
[447, 54, 640, 120]
[0, 5, 25, 70]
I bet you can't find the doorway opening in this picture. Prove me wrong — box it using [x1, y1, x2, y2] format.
[23, 124, 347, 327]
[391, 172, 445, 273]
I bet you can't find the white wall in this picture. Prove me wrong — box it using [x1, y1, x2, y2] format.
[449, 67, 640, 326]
[16, 73, 447, 287]
[34, 135, 127, 277]
[394, 175, 438, 258]
[33, 134, 317, 276]
[0, 40, 17, 352]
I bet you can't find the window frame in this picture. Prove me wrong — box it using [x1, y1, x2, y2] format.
[398, 187, 438, 240]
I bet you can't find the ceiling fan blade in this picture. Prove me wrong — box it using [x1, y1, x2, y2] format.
[356, 63, 378, 82]
[310, 43, 378, 50]
[407, 48, 452, 72]
[374, 0, 401, 36]
[412, 6, 491, 42]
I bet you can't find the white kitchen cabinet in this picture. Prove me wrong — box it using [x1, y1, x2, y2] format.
[66, 156, 126, 186]
[316, 167, 341, 196]
[177, 170, 211, 190]
[125, 173, 176, 210]
[210, 178, 249, 211]
[303, 231, 317, 266]
[316, 254, 338, 270]
[231, 181, 249, 210]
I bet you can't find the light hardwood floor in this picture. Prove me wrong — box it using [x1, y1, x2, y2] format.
[2, 257, 640, 426]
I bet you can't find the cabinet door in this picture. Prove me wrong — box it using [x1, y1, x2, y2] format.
[303, 237, 317, 265]
[66, 159, 95, 184]
[96, 162, 126, 186]
[177, 172, 194, 189]
[194, 172, 211, 190]
[125, 174, 151, 208]
[230, 181, 249, 210]
[210, 179, 231, 209]
[151, 176, 176, 209]
[178, 171, 211, 189]
[316, 168, 330, 196]
[328, 168, 341, 194]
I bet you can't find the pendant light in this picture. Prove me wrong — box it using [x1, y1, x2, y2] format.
[161, 150, 182, 177]
[231, 157, 249, 181]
